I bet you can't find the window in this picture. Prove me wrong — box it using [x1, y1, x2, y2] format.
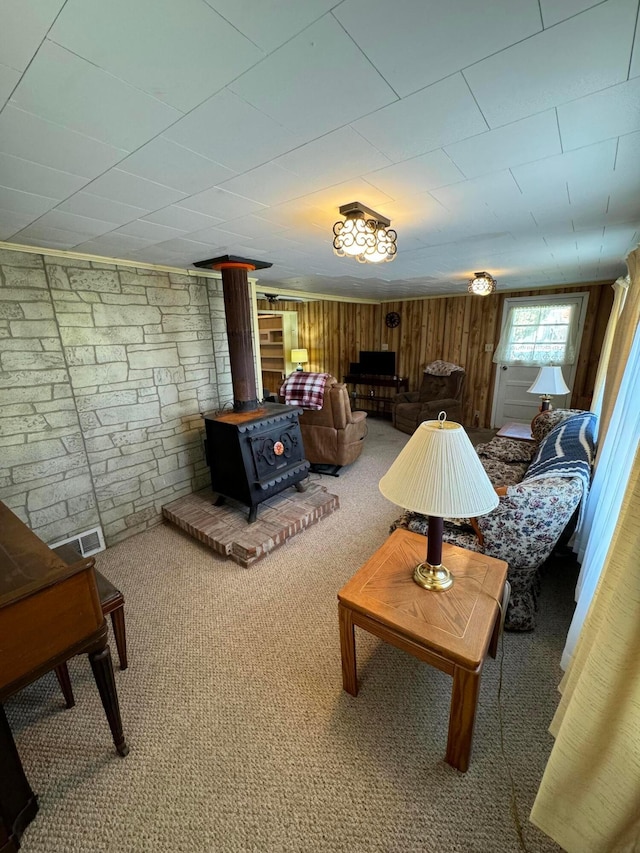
[494, 301, 579, 366]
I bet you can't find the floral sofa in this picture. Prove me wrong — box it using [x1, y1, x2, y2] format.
[391, 409, 597, 631]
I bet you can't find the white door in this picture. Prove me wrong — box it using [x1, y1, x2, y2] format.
[491, 293, 589, 428]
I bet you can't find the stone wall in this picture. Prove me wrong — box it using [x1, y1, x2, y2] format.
[0, 247, 231, 546]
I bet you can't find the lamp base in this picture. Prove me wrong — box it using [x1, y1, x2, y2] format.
[413, 561, 453, 591]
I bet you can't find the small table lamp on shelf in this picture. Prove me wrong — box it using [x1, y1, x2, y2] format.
[379, 413, 499, 591]
[527, 365, 570, 412]
[291, 348, 308, 372]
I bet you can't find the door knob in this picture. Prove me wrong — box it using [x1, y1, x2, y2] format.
[501, 365, 508, 371]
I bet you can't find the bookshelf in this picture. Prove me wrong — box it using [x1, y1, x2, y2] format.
[258, 312, 298, 394]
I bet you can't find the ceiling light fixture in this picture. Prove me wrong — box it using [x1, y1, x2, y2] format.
[468, 271, 497, 296]
[333, 202, 397, 264]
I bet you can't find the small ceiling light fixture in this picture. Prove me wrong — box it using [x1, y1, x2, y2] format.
[333, 202, 397, 264]
[468, 271, 497, 296]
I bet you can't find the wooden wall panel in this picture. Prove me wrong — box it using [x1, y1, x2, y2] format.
[258, 280, 613, 426]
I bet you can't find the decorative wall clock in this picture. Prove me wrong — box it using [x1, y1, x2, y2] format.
[385, 311, 400, 328]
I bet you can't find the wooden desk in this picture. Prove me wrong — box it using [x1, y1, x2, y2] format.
[338, 529, 508, 772]
[0, 502, 128, 850]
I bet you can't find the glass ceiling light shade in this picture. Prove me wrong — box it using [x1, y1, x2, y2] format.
[527, 365, 570, 411]
[333, 202, 397, 264]
[468, 271, 497, 296]
[379, 413, 499, 590]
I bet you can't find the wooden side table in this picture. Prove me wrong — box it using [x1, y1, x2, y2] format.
[338, 529, 508, 772]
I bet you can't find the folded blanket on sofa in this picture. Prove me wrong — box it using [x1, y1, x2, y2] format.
[524, 410, 597, 525]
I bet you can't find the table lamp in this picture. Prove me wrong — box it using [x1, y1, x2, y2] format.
[379, 413, 499, 591]
[290, 348, 308, 371]
[527, 365, 569, 412]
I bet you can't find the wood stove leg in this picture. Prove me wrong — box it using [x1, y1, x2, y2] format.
[214, 495, 225, 507]
[88, 646, 129, 757]
[294, 481, 306, 492]
[248, 506, 258, 524]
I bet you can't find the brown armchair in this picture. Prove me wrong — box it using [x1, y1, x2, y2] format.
[392, 362, 465, 435]
[297, 376, 368, 475]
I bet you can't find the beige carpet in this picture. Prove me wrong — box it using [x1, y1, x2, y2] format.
[7, 418, 568, 853]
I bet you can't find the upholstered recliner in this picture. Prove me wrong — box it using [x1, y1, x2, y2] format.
[296, 376, 367, 474]
[392, 361, 465, 435]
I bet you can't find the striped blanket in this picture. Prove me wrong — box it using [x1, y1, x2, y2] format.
[280, 372, 332, 410]
[524, 410, 597, 524]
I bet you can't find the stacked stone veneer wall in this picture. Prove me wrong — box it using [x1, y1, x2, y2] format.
[0, 248, 232, 546]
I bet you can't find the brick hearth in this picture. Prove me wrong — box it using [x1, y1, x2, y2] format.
[162, 483, 339, 567]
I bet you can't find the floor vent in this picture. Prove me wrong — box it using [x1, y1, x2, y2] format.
[50, 526, 106, 557]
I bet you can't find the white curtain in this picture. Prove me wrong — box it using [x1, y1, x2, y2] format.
[590, 276, 629, 421]
[493, 301, 579, 366]
[562, 320, 640, 668]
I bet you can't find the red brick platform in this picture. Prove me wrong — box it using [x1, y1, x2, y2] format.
[162, 483, 339, 567]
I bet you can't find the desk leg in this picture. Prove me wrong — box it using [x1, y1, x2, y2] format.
[338, 604, 358, 696]
[88, 646, 129, 757]
[0, 705, 39, 852]
[446, 665, 481, 772]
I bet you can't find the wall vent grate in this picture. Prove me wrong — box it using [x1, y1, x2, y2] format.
[50, 526, 105, 557]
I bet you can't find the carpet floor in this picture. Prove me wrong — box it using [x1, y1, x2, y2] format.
[7, 418, 569, 852]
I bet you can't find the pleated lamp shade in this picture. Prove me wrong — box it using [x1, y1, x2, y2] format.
[379, 418, 499, 518]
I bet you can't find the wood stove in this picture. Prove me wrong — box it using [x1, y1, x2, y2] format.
[203, 404, 309, 523]
[194, 254, 309, 523]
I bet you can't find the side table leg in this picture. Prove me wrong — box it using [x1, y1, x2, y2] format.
[446, 665, 482, 772]
[338, 603, 358, 696]
[54, 663, 75, 708]
[110, 608, 128, 671]
[88, 645, 129, 757]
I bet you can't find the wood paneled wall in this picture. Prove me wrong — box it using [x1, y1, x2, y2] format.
[258, 281, 613, 427]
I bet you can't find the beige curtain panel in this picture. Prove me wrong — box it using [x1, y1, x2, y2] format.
[530, 445, 640, 852]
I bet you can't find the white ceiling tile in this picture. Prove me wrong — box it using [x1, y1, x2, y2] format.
[210, 214, 290, 241]
[50, 0, 262, 113]
[0, 0, 66, 72]
[302, 182, 393, 217]
[218, 162, 317, 207]
[334, 0, 541, 98]
[10, 222, 90, 248]
[204, 1, 336, 53]
[229, 16, 397, 138]
[82, 170, 187, 210]
[152, 236, 230, 258]
[73, 234, 159, 255]
[539, 0, 604, 27]
[112, 220, 191, 242]
[164, 88, 304, 173]
[142, 206, 223, 232]
[12, 40, 182, 150]
[0, 63, 20, 110]
[558, 76, 640, 150]
[0, 207, 41, 239]
[276, 127, 391, 183]
[178, 187, 266, 220]
[34, 209, 117, 237]
[631, 10, 640, 78]
[0, 152, 87, 199]
[444, 111, 561, 179]
[430, 171, 524, 215]
[364, 149, 465, 198]
[511, 139, 617, 196]
[56, 192, 148, 225]
[0, 185, 58, 215]
[352, 74, 489, 162]
[615, 130, 640, 176]
[118, 138, 235, 194]
[0, 105, 128, 177]
[465, 0, 638, 127]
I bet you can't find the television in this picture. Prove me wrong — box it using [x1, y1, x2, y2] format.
[359, 350, 396, 376]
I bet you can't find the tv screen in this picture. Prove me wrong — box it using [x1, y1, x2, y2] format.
[359, 351, 395, 376]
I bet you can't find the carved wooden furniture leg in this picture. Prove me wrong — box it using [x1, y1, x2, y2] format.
[110, 609, 128, 671]
[88, 646, 129, 757]
[53, 663, 75, 708]
[0, 704, 39, 853]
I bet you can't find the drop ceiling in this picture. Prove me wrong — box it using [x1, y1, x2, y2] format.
[0, 0, 639, 300]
